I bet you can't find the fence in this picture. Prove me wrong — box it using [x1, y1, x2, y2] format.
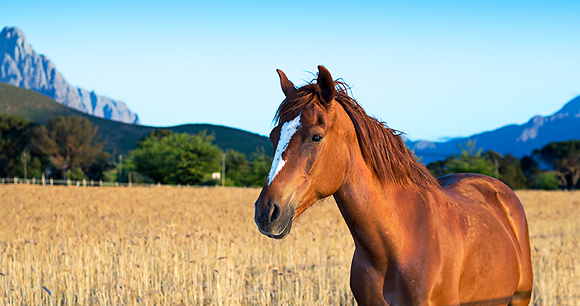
[0, 177, 210, 188]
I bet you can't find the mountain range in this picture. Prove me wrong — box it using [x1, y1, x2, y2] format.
[0, 26, 139, 124]
[0, 82, 272, 158]
[407, 95, 580, 164]
[3, 74, 577, 166]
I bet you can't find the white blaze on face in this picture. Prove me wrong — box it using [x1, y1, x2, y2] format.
[267, 114, 302, 186]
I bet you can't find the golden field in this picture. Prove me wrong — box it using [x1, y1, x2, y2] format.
[0, 185, 578, 305]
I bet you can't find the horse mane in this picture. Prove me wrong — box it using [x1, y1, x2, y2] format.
[275, 79, 440, 190]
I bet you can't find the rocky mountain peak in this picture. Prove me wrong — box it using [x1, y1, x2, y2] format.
[0, 27, 33, 60]
[0, 26, 140, 124]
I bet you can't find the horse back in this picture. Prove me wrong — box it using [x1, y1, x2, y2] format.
[437, 173, 533, 303]
[438, 173, 528, 243]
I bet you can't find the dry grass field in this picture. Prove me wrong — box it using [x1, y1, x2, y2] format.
[0, 185, 578, 305]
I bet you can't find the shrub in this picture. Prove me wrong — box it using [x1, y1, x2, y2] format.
[534, 172, 560, 190]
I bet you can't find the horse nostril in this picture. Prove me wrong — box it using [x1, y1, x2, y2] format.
[269, 202, 282, 223]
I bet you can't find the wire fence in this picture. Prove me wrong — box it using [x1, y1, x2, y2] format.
[0, 176, 220, 188]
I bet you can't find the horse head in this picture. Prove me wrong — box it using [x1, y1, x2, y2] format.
[254, 66, 353, 239]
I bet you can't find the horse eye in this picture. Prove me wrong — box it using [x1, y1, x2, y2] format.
[312, 134, 323, 142]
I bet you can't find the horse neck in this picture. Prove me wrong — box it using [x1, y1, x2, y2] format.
[332, 146, 434, 259]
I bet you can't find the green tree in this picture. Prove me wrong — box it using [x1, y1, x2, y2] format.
[497, 154, 528, 189]
[32, 116, 111, 179]
[482, 150, 502, 179]
[426, 158, 450, 178]
[240, 147, 273, 187]
[448, 140, 497, 177]
[0, 114, 49, 178]
[224, 149, 249, 186]
[139, 129, 173, 144]
[520, 156, 541, 188]
[483, 151, 528, 189]
[127, 131, 222, 185]
[428, 140, 497, 178]
[533, 171, 560, 190]
[533, 140, 580, 189]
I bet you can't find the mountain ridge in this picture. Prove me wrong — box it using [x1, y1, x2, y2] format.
[407, 95, 580, 164]
[0, 26, 139, 124]
[0, 82, 272, 158]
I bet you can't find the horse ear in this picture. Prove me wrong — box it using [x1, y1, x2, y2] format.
[277, 69, 297, 97]
[317, 65, 336, 104]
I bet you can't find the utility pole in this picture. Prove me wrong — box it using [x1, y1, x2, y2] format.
[222, 153, 226, 187]
[23, 151, 27, 179]
[118, 154, 123, 182]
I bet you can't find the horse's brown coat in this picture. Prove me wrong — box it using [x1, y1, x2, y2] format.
[254, 66, 533, 306]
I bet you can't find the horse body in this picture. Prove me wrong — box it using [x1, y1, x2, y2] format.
[255, 66, 532, 305]
[331, 99, 531, 305]
[337, 168, 531, 305]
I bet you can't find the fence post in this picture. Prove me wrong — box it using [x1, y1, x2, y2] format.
[83, 178, 86, 187]
[32, 177, 36, 185]
[42, 176, 46, 186]
[50, 178, 54, 186]
[99, 180, 103, 187]
[14, 177, 18, 184]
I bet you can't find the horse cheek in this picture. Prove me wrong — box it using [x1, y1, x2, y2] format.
[318, 143, 347, 196]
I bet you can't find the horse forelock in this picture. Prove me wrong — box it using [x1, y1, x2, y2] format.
[274, 83, 320, 124]
[274, 78, 440, 190]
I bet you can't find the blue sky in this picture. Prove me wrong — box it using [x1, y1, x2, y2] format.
[2, 0, 579, 141]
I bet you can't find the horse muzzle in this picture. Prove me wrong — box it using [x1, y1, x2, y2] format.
[254, 199, 294, 239]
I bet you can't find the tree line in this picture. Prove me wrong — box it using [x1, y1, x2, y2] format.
[425, 139, 580, 190]
[1, 113, 579, 189]
[0, 114, 272, 187]
[0, 114, 110, 181]
[106, 129, 273, 187]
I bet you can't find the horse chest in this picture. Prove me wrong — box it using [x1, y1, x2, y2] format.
[350, 246, 435, 306]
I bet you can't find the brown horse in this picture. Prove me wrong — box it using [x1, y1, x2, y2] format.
[254, 66, 533, 306]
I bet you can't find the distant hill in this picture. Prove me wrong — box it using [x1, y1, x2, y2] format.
[0, 26, 139, 124]
[407, 96, 580, 164]
[0, 82, 272, 157]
